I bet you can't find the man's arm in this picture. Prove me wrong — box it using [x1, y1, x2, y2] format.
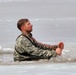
[32, 38, 58, 50]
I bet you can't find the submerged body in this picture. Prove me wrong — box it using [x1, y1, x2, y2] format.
[14, 33, 58, 61]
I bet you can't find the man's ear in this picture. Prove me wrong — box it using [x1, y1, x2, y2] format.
[21, 25, 24, 30]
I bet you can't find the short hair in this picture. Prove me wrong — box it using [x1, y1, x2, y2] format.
[17, 18, 29, 31]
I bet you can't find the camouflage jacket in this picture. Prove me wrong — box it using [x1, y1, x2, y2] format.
[14, 33, 58, 61]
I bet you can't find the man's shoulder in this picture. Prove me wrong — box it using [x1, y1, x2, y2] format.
[16, 34, 33, 46]
[16, 34, 28, 42]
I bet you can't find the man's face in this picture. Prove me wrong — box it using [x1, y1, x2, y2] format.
[23, 21, 33, 32]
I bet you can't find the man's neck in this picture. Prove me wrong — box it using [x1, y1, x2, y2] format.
[22, 31, 32, 37]
[22, 30, 29, 34]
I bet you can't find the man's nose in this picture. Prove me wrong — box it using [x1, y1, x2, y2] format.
[31, 24, 33, 26]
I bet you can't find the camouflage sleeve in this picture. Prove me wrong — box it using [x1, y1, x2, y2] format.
[32, 38, 58, 50]
[18, 36, 57, 59]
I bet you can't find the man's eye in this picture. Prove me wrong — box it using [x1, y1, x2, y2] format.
[28, 23, 30, 25]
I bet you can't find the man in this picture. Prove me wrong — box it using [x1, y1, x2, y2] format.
[14, 18, 64, 61]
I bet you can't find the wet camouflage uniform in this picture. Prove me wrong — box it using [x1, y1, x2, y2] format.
[14, 33, 58, 61]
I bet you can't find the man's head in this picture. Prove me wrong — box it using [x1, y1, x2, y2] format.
[17, 18, 33, 33]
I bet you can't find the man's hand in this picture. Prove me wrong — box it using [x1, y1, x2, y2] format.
[58, 42, 64, 49]
[56, 48, 62, 55]
[56, 42, 64, 55]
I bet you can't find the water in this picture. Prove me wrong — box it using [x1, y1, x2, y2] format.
[0, 0, 76, 74]
[0, 62, 76, 75]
